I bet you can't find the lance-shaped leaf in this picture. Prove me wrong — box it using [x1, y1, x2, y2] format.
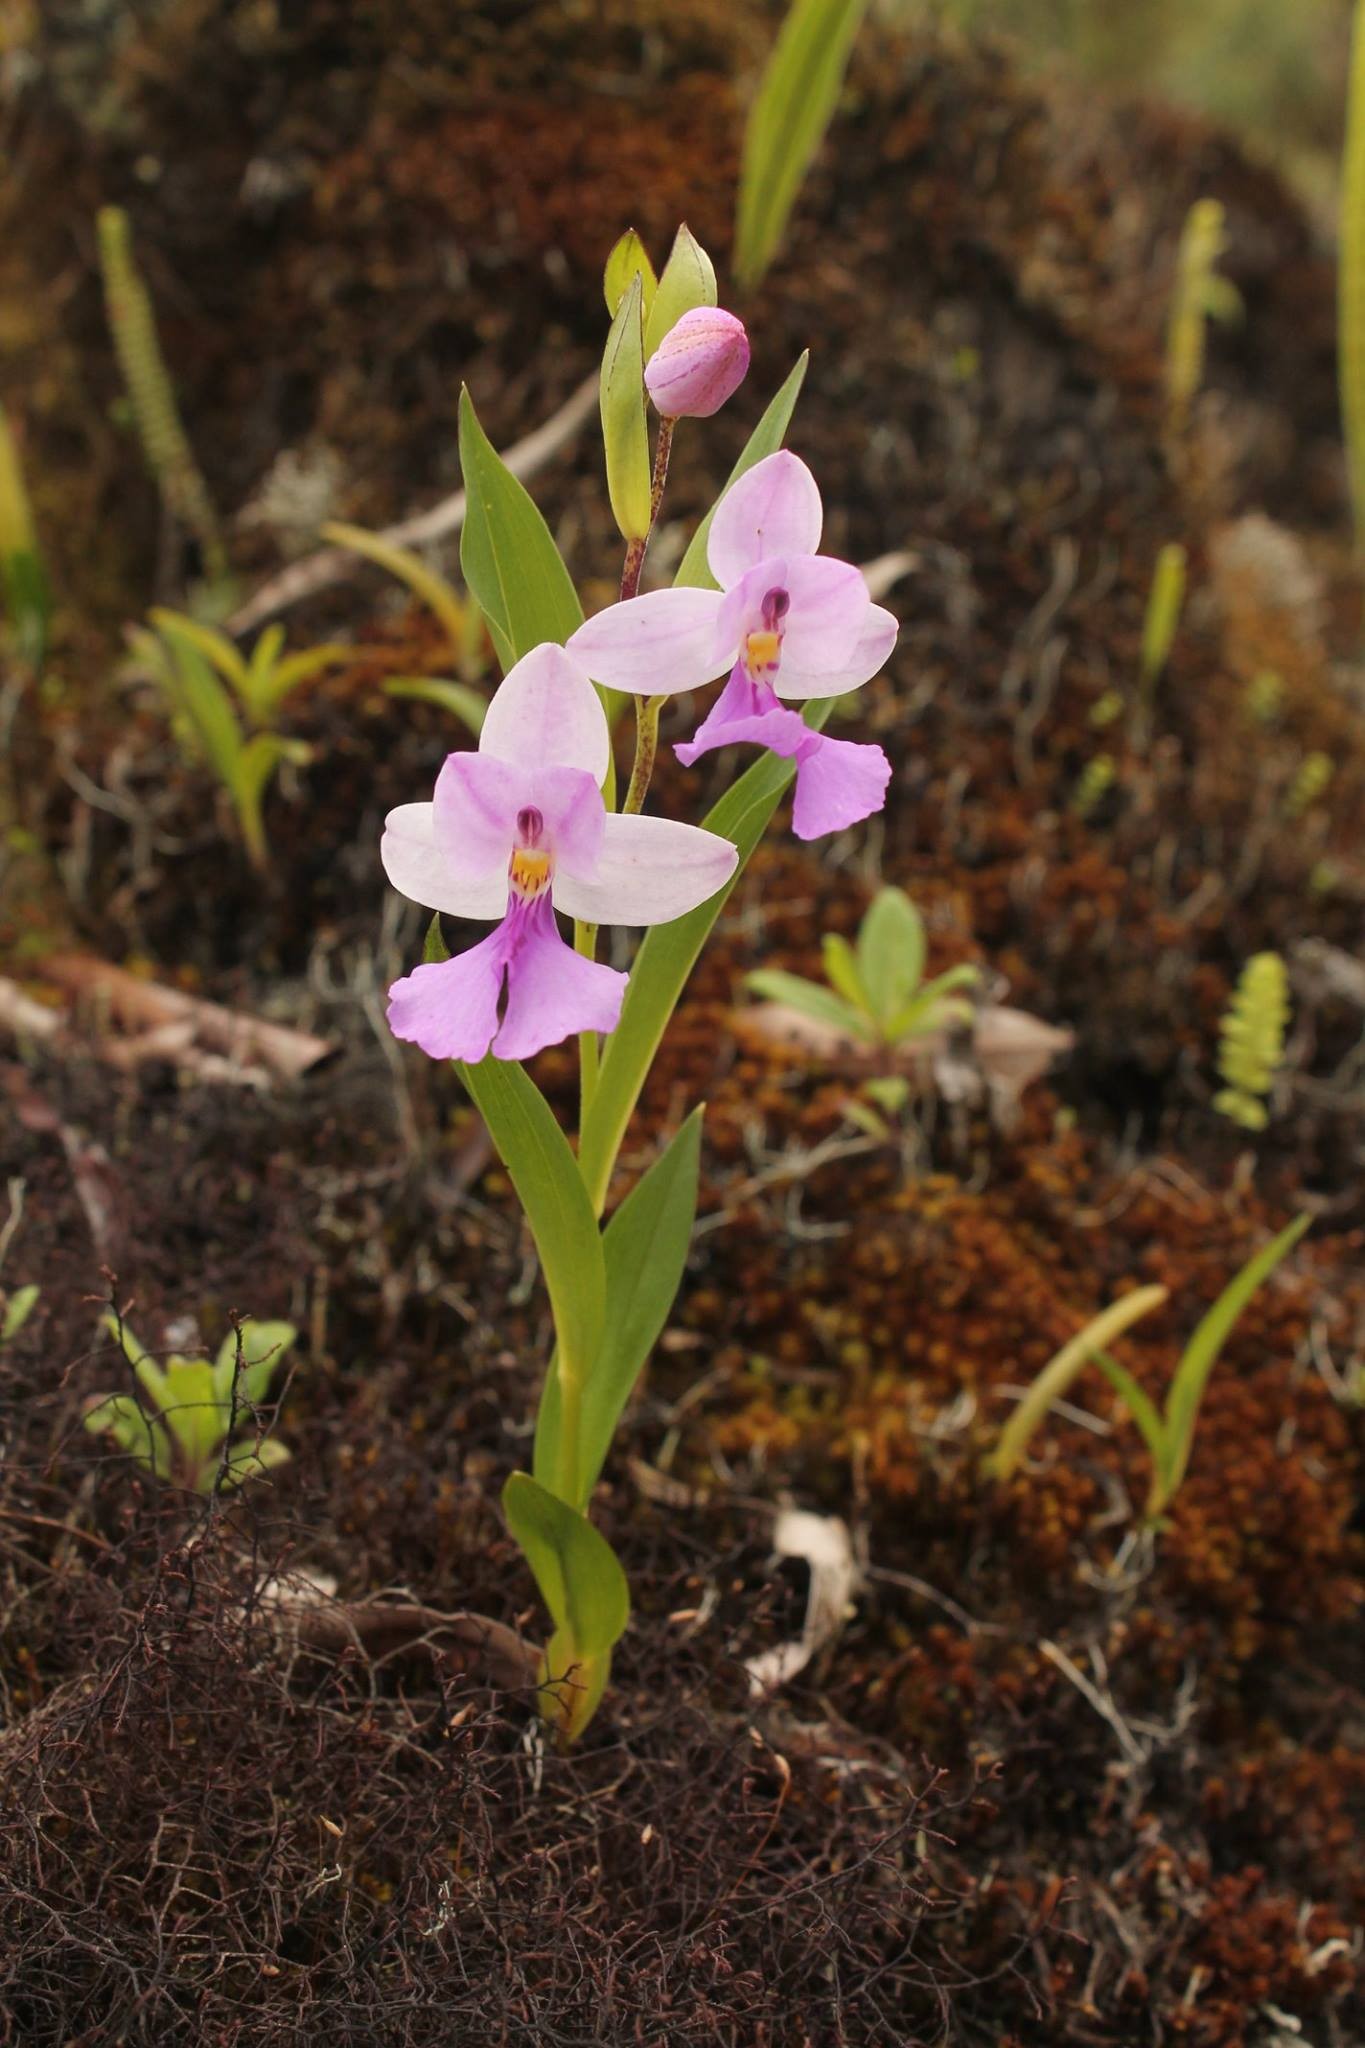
[643, 223, 717, 358]
[600, 272, 653, 545]
[459, 1055, 606, 1449]
[1160, 1213, 1310, 1507]
[734, 0, 870, 290]
[535, 1108, 703, 1504]
[604, 229, 657, 319]
[503, 1470, 630, 1657]
[458, 387, 583, 673]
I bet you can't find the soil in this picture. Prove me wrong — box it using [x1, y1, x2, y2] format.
[1, 4, 1363, 2044]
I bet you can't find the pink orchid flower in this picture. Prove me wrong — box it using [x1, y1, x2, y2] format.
[567, 451, 897, 840]
[381, 644, 738, 1062]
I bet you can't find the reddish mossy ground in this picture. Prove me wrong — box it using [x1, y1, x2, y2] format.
[2, 5, 1364, 2044]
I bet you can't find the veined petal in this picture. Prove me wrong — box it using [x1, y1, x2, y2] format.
[707, 451, 823, 589]
[567, 587, 729, 695]
[774, 556, 870, 673]
[387, 932, 507, 1061]
[774, 603, 899, 701]
[493, 897, 626, 1058]
[432, 754, 523, 883]
[790, 735, 892, 840]
[553, 812, 739, 926]
[524, 763, 605, 876]
[479, 642, 609, 780]
[381, 801, 509, 920]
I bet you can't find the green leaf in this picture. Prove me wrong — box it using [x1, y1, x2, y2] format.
[502, 1471, 630, 1657]
[887, 964, 980, 1045]
[322, 520, 467, 661]
[599, 272, 652, 544]
[458, 387, 583, 673]
[458, 1057, 606, 1486]
[219, 1435, 291, 1491]
[423, 913, 449, 964]
[1161, 1214, 1310, 1507]
[385, 676, 487, 736]
[535, 1109, 703, 1505]
[155, 621, 244, 788]
[984, 1285, 1169, 1483]
[577, 707, 834, 1217]
[734, 0, 870, 290]
[744, 967, 870, 1038]
[149, 608, 247, 694]
[1092, 1348, 1169, 1473]
[604, 228, 657, 320]
[856, 888, 925, 1030]
[821, 932, 868, 1013]
[674, 353, 809, 589]
[212, 1320, 297, 1410]
[84, 1393, 173, 1477]
[643, 223, 717, 358]
[256, 641, 352, 718]
[161, 1357, 221, 1469]
[1, 1283, 39, 1343]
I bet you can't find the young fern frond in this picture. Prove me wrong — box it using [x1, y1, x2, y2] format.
[1164, 198, 1240, 437]
[1213, 952, 1289, 1132]
[1071, 754, 1115, 819]
[1283, 751, 1333, 821]
[97, 207, 226, 587]
[0, 404, 51, 669]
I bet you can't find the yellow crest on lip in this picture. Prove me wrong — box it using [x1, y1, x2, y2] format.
[744, 629, 781, 678]
[509, 847, 552, 897]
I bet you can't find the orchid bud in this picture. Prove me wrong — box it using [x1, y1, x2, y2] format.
[643, 307, 750, 420]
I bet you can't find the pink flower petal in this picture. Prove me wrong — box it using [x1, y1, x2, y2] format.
[387, 931, 507, 1061]
[773, 556, 870, 674]
[525, 763, 606, 878]
[790, 735, 892, 840]
[479, 643, 609, 780]
[774, 603, 899, 701]
[381, 801, 509, 919]
[553, 813, 739, 926]
[674, 663, 810, 767]
[493, 898, 626, 1058]
[706, 451, 823, 590]
[432, 754, 524, 884]
[567, 587, 728, 695]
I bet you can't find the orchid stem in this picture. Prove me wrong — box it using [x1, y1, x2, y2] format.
[618, 416, 675, 602]
[574, 919, 600, 1120]
[614, 418, 676, 820]
[622, 694, 665, 815]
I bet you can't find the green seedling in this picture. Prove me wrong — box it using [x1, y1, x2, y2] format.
[133, 612, 328, 869]
[747, 888, 978, 1138]
[85, 1314, 297, 1493]
[988, 1215, 1310, 1522]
